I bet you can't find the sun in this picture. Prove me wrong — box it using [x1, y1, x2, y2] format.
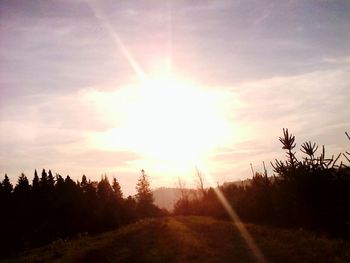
[86, 73, 233, 176]
[116, 74, 230, 161]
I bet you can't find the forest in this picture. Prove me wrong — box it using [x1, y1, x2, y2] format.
[174, 129, 350, 238]
[0, 129, 349, 259]
[0, 169, 165, 258]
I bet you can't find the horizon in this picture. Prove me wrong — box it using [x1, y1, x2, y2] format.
[1, 0, 349, 196]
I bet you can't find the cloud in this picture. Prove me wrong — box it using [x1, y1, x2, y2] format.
[0, 83, 141, 179]
[322, 56, 350, 64]
[204, 65, 350, 183]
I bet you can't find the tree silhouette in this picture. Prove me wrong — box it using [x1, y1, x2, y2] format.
[173, 129, 350, 237]
[40, 169, 48, 187]
[112, 177, 123, 200]
[97, 175, 113, 201]
[47, 170, 55, 190]
[0, 170, 166, 259]
[32, 170, 40, 192]
[81, 174, 88, 190]
[14, 173, 30, 195]
[136, 169, 155, 218]
[2, 174, 13, 195]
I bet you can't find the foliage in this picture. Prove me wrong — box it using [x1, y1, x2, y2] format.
[0, 169, 163, 259]
[135, 169, 163, 218]
[174, 129, 350, 238]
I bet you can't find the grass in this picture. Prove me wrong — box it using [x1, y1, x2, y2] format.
[2, 216, 350, 263]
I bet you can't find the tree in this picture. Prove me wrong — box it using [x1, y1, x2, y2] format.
[177, 177, 189, 201]
[97, 175, 113, 201]
[173, 177, 191, 215]
[40, 168, 48, 188]
[2, 174, 13, 195]
[136, 169, 154, 217]
[56, 174, 64, 188]
[195, 166, 205, 197]
[47, 170, 55, 190]
[32, 170, 39, 192]
[81, 175, 88, 190]
[14, 173, 30, 195]
[112, 177, 123, 200]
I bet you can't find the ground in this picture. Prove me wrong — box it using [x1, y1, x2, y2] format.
[2, 216, 350, 263]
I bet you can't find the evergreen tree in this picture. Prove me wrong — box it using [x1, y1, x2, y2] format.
[97, 175, 113, 201]
[14, 173, 30, 195]
[0, 168, 166, 258]
[32, 170, 39, 191]
[2, 174, 13, 195]
[55, 174, 64, 187]
[112, 177, 123, 200]
[81, 175, 88, 188]
[136, 169, 154, 217]
[40, 169, 48, 188]
[47, 170, 55, 189]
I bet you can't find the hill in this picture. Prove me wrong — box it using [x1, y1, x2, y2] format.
[3, 216, 350, 263]
[152, 182, 252, 211]
[152, 187, 181, 210]
[152, 187, 198, 211]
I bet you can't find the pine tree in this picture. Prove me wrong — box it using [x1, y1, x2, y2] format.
[40, 169, 48, 188]
[136, 169, 154, 217]
[48, 170, 55, 189]
[14, 173, 30, 195]
[97, 175, 113, 201]
[81, 175, 88, 188]
[56, 174, 64, 187]
[112, 177, 123, 200]
[2, 174, 13, 195]
[32, 170, 39, 192]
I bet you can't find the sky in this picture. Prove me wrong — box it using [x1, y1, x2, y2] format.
[1, 0, 349, 195]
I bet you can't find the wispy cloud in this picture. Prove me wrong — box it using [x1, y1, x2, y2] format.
[205, 65, 350, 182]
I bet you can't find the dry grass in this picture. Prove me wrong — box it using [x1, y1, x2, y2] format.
[2, 216, 350, 263]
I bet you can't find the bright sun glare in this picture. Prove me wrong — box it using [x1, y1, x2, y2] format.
[128, 75, 230, 160]
[89, 73, 232, 167]
[84, 1, 234, 177]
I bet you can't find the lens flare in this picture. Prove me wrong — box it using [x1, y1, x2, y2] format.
[86, 0, 146, 81]
[197, 165, 267, 263]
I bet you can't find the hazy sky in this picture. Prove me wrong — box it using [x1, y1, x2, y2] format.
[1, 0, 349, 195]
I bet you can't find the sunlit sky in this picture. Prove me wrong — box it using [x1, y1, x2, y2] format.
[1, 0, 349, 195]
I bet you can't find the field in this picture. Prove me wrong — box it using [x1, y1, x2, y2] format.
[2, 216, 350, 263]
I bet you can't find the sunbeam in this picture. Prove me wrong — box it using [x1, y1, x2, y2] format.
[86, 0, 146, 81]
[197, 165, 267, 263]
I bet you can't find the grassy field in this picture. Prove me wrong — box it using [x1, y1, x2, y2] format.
[2, 216, 350, 263]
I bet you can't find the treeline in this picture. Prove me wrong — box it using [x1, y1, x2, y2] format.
[0, 169, 165, 258]
[174, 129, 350, 238]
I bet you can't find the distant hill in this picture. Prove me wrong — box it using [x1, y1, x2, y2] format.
[4, 216, 350, 263]
[152, 179, 254, 211]
[221, 177, 277, 188]
[153, 187, 198, 211]
[222, 178, 252, 188]
[152, 187, 181, 211]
